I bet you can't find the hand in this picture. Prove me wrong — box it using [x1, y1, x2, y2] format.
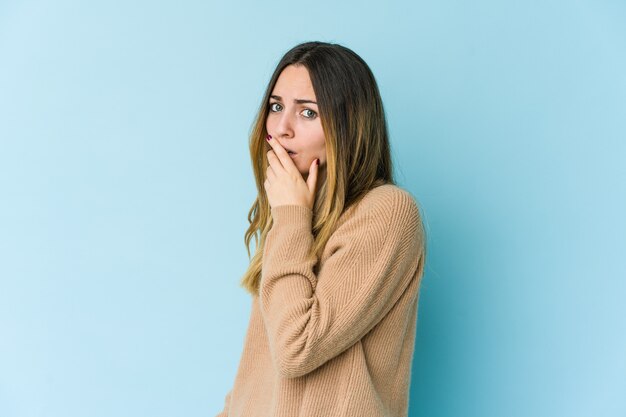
[264, 135, 319, 211]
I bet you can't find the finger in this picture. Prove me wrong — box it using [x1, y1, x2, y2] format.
[306, 158, 318, 194]
[266, 135, 299, 174]
[266, 150, 284, 175]
[266, 164, 276, 181]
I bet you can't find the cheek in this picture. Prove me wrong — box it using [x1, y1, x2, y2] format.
[312, 126, 325, 151]
[265, 113, 279, 131]
[314, 135, 326, 153]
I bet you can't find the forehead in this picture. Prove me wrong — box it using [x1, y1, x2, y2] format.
[272, 65, 316, 98]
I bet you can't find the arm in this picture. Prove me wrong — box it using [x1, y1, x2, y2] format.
[260, 190, 424, 378]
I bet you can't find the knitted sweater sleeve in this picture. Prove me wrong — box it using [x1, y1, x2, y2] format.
[260, 190, 424, 379]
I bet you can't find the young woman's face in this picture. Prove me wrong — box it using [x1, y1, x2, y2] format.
[266, 64, 327, 178]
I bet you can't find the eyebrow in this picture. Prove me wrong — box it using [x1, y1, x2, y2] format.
[270, 95, 317, 105]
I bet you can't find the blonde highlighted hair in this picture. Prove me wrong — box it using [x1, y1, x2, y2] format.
[240, 41, 406, 296]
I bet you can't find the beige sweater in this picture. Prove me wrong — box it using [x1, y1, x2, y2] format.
[216, 184, 425, 417]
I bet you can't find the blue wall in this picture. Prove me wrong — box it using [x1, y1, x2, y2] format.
[1, 1, 624, 416]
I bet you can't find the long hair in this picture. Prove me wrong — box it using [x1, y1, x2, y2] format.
[240, 41, 402, 296]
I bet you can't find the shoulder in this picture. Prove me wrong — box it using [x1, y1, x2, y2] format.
[363, 183, 418, 205]
[338, 184, 422, 240]
[358, 184, 420, 224]
[323, 184, 424, 267]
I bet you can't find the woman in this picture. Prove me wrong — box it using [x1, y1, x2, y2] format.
[216, 41, 427, 417]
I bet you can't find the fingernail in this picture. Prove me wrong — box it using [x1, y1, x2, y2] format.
[266, 134, 272, 141]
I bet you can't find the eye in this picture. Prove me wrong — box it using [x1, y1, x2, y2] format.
[269, 102, 282, 112]
[302, 109, 318, 119]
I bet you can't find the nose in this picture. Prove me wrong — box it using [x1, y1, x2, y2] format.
[273, 108, 295, 139]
